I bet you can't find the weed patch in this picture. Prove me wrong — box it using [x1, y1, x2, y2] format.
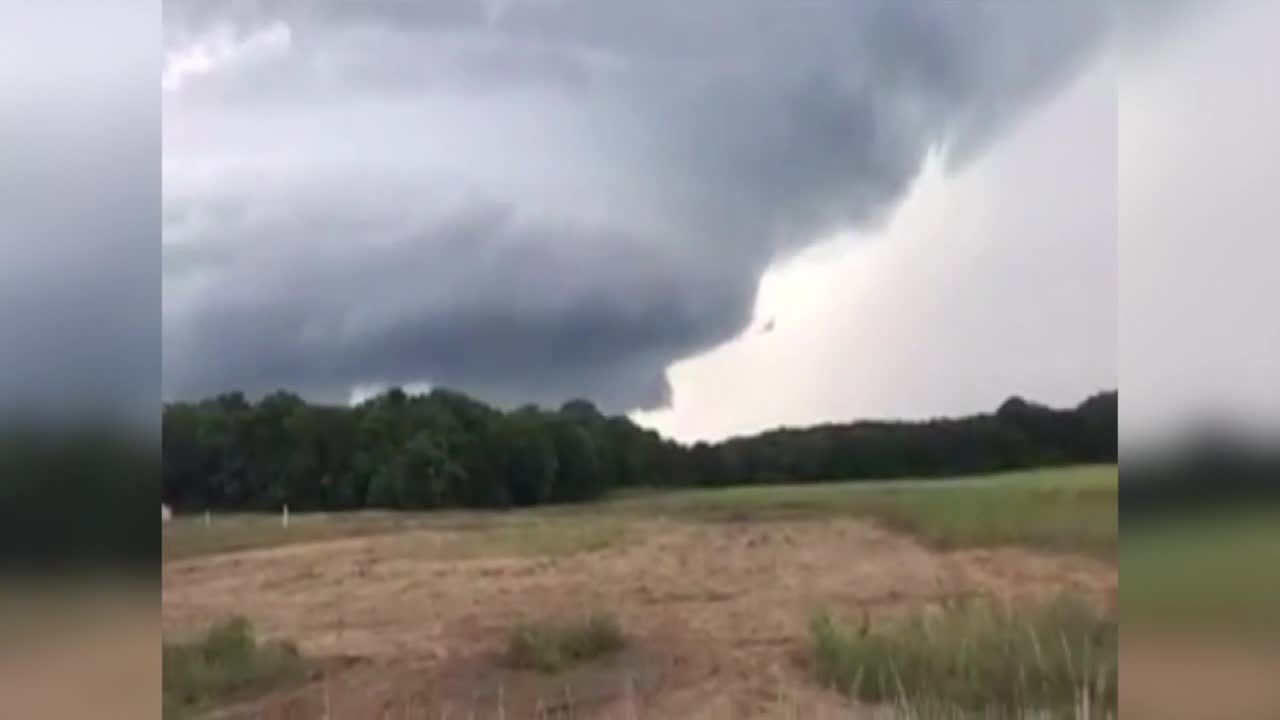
[810, 595, 1116, 717]
[506, 612, 625, 673]
[163, 617, 309, 719]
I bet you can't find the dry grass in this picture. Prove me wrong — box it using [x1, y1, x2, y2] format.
[164, 513, 1115, 717]
[428, 519, 631, 561]
[161, 466, 1117, 718]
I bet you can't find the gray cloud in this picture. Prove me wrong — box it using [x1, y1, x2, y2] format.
[164, 0, 1112, 411]
[2, 3, 158, 422]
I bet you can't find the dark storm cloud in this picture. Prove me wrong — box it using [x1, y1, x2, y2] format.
[164, 188, 754, 407]
[2, 3, 158, 422]
[164, 0, 1111, 411]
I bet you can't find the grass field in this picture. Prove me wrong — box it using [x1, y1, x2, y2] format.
[164, 464, 1116, 562]
[1122, 506, 1280, 631]
[1121, 507, 1280, 718]
[163, 465, 1117, 718]
[602, 464, 1116, 555]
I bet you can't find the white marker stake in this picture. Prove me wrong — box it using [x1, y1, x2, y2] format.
[282, 504, 289, 529]
[204, 510, 211, 527]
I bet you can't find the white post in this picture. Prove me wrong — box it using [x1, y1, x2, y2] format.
[204, 509, 211, 527]
[282, 504, 289, 529]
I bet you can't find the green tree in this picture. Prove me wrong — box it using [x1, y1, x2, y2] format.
[493, 410, 558, 507]
[551, 422, 603, 502]
[161, 385, 1117, 514]
[394, 432, 461, 509]
[364, 466, 397, 508]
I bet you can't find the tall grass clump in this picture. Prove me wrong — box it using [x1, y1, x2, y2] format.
[163, 617, 308, 719]
[506, 612, 625, 673]
[810, 595, 1116, 717]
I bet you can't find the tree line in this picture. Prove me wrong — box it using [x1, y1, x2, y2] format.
[162, 388, 1117, 513]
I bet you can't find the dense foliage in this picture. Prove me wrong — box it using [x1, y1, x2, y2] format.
[162, 388, 1116, 512]
[2, 421, 157, 573]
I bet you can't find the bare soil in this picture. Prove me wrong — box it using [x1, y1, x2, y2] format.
[164, 517, 1116, 718]
[1120, 632, 1280, 720]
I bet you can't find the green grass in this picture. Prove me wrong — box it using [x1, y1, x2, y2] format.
[604, 465, 1117, 556]
[164, 465, 1116, 561]
[505, 612, 626, 673]
[163, 510, 480, 561]
[163, 617, 309, 719]
[1122, 506, 1280, 635]
[166, 510, 632, 563]
[811, 595, 1117, 718]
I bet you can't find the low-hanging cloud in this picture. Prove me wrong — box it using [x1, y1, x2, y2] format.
[164, 0, 1112, 411]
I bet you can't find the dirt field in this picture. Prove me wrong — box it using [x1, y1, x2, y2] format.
[163, 513, 1116, 719]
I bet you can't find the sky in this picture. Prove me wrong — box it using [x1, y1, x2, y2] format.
[637, 60, 1117, 441]
[1117, 0, 1280, 449]
[1, 3, 157, 422]
[154, 0, 1236, 442]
